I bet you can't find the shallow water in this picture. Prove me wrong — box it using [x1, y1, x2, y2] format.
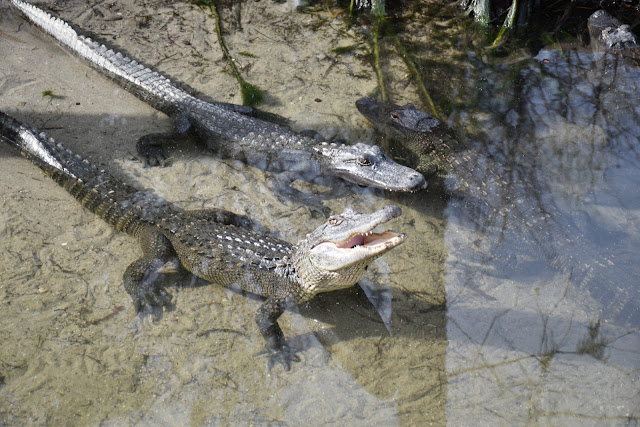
[442, 48, 640, 423]
[0, 1, 638, 425]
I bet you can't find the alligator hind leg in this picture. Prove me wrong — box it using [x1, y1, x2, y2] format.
[123, 225, 180, 312]
[137, 110, 194, 167]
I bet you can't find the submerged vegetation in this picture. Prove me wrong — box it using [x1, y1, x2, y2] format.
[462, 0, 639, 48]
[191, 0, 264, 106]
[336, 0, 638, 119]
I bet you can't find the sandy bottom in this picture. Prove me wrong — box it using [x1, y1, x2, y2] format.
[2, 1, 639, 425]
[0, 1, 446, 424]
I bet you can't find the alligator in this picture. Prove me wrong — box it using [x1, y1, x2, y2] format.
[355, 97, 532, 221]
[9, 0, 426, 192]
[0, 111, 407, 370]
[356, 96, 637, 325]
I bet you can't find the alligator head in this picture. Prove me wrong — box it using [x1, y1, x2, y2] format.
[314, 142, 426, 192]
[293, 204, 406, 299]
[355, 97, 449, 154]
[355, 97, 462, 178]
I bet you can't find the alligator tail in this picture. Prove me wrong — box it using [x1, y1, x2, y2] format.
[9, 0, 192, 117]
[0, 111, 170, 234]
[0, 111, 75, 172]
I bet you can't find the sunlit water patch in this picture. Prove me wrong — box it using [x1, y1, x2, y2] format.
[445, 48, 640, 423]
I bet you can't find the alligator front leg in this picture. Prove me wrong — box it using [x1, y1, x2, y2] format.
[136, 131, 187, 167]
[123, 225, 180, 312]
[255, 295, 301, 371]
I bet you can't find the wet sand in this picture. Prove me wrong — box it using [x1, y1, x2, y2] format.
[0, 1, 447, 424]
[3, 1, 638, 425]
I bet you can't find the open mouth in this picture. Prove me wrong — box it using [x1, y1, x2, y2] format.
[311, 230, 407, 272]
[308, 205, 406, 272]
[334, 231, 406, 250]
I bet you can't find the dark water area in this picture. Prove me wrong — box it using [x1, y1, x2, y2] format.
[382, 3, 640, 423]
[0, 0, 638, 424]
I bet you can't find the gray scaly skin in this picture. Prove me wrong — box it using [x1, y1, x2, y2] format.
[356, 97, 565, 250]
[9, 0, 426, 192]
[356, 97, 530, 219]
[0, 111, 407, 370]
[588, 10, 638, 52]
[356, 97, 637, 326]
[587, 10, 639, 67]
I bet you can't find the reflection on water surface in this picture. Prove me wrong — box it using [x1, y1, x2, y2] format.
[443, 47, 640, 424]
[0, 1, 638, 425]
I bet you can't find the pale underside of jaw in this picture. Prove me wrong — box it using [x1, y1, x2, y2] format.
[355, 174, 427, 193]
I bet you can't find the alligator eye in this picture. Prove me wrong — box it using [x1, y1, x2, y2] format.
[328, 216, 343, 226]
[390, 111, 400, 120]
[357, 157, 373, 166]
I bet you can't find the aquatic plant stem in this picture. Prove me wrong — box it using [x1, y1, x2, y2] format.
[392, 36, 442, 120]
[199, 0, 263, 106]
[492, 0, 518, 46]
[348, 0, 355, 27]
[372, 17, 388, 101]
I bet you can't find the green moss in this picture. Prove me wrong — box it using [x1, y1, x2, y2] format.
[240, 81, 263, 107]
[42, 90, 54, 97]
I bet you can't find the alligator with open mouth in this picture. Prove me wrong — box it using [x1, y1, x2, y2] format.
[0, 111, 407, 370]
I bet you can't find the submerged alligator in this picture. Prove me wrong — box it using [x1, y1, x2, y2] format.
[356, 97, 637, 325]
[356, 97, 554, 232]
[9, 0, 426, 192]
[0, 111, 407, 370]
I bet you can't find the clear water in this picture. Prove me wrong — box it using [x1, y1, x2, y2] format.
[442, 48, 640, 424]
[0, 1, 638, 425]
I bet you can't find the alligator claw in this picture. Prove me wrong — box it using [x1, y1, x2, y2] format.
[123, 257, 174, 313]
[129, 281, 173, 313]
[145, 285, 172, 308]
[136, 134, 172, 167]
[255, 345, 301, 371]
[140, 146, 171, 167]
